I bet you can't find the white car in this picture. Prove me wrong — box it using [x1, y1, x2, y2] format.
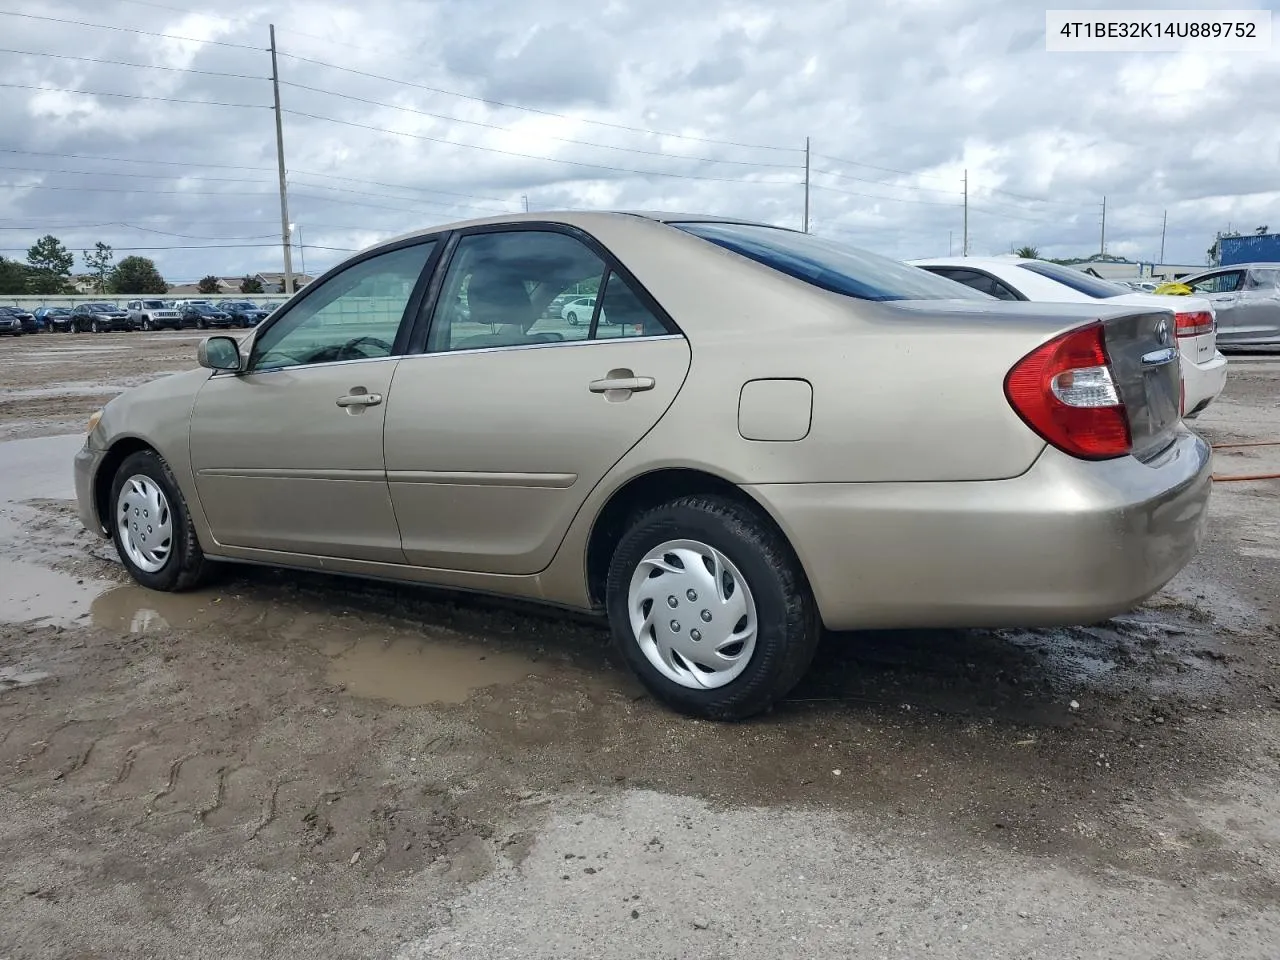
[910, 257, 1228, 419]
[126, 298, 184, 331]
[560, 296, 606, 326]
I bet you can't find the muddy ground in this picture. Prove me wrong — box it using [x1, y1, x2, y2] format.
[1, 330, 1279, 959]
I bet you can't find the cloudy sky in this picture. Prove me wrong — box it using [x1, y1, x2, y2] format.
[1, 0, 1279, 285]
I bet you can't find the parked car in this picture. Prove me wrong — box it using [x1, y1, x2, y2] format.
[1175, 263, 1280, 347]
[33, 306, 74, 332]
[127, 299, 185, 331]
[74, 212, 1211, 720]
[219, 300, 270, 328]
[910, 256, 1228, 419]
[0, 305, 36, 333]
[0, 309, 23, 336]
[180, 303, 234, 329]
[560, 296, 608, 325]
[71, 302, 134, 333]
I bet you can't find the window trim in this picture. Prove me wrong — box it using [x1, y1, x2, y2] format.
[241, 234, 445, 374]
[403, 221, 682, 357]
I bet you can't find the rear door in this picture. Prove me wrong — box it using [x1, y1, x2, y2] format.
[1187, 270, 1246, 341]
[1236, 268, 1280, 342]
[383, 227, 690, 575]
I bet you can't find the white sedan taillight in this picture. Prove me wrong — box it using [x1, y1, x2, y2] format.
[1174, 311, 1214, 337]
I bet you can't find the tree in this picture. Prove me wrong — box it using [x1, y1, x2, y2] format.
[198, 275, 221, 294]
[0, 256, 32, 295]
[25, 234, 74, 294]
[1207, 229, 1241, 267]
[239, 275, 264, 294]
[1257, 225, 1270, 235]
[83, 242, 114, 293]
[109, 256, 168, 294]
[1014, 246, 1040, 259]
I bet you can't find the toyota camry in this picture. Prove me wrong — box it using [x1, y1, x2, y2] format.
[74, 212, 1212, 720]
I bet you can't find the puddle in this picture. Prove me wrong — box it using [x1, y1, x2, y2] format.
[89, 582, 542, 705]
[0, 666, 53, 690]
[324, 634, 537, 706]
[0, 557, 107, 627]
[0, 434, 84, 503]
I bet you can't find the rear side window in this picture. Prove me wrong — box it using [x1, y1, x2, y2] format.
[1015, 261, 1130, 299]
[672, 221, 992, 302]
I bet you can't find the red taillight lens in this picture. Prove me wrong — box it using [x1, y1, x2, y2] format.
[1004, 322, 1131, 460]
[1174, 311, 1214, 337]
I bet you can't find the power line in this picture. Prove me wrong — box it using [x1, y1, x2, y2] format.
[0, 148, 516, 204]
[288, 189, 502, 218]
[811, 167, 961, 197]
[283, 109, 800, 185]
[0, 242, 359, 252]
[0, 163, 274, 185]
[0, 10, 266, 50]
[0, 47, 268, 80]
[808, 182, 961, 208]
[813, 151, 956, 184]
[275, 50, 802, 153]
[0, 81, 268, 109]
[286, 180, 510, 215]
[277, 79, 800, 169]
[0, 183, 273, 197]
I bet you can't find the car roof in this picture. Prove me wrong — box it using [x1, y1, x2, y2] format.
[376, 210, 783, 249]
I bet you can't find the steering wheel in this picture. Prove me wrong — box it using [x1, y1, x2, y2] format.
[336, 335, 393, 360]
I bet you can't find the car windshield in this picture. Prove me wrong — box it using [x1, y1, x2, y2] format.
[142, 300, 166, 308]
[1015, 261, 1131, 298]
[671, 221, 992, 302]
[88, 303, 116, 311]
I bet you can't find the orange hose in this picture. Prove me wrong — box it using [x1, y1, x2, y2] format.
[1212, 472, 1280, 482]
[1212, 441, 1280, 450]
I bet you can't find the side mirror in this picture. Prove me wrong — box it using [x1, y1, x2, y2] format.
[198, 336, 242, 372]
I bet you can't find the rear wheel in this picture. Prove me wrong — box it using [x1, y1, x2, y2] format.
[109, 450, 212, 592]
[605, 495, 819, 720]
[91, 319, 101, 333]
[567, 311, 579, 325]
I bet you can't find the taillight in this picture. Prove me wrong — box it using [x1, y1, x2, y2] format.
[1174, 311, 1214, 337]
[1004, 322, 1131, 460]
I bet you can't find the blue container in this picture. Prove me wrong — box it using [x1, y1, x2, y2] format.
[1220, 233, 1280, 265]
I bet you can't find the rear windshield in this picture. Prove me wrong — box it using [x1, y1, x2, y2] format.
[672, 221, 992, 302]
[1015, 261, 1131, 298]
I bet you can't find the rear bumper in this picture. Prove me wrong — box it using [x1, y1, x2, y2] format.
[745, 428, 1213, 631]
[1183, 350, 1228, 418]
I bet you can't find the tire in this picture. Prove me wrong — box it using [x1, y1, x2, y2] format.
[91, 320, 101, 334]
[567, 312, 579, 325]
[605, 494, 819, 721]
[141, 319, 152, 331]
[108, 450, 212, 592]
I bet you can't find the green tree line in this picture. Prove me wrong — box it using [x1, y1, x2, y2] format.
[0, 235, 169, 295]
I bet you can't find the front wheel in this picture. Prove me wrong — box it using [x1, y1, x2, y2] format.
[109, 450, 212, 592]
[91, 320, 101, 333]
[605, 495, 819, 721]
[141, 319, 152, 331]
[566, 312, 579, 325]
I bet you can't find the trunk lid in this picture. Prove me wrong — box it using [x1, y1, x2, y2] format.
[1100, 309, 1182, 462]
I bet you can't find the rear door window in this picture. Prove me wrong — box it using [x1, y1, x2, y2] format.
[672, 221, 993, 302]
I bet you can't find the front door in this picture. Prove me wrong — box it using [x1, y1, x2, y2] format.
[1189, 270, 1246, 341]
[188, 240, 438, 561]
[383, 228, 691, 575]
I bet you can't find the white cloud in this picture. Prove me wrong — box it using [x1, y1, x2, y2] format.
[0, 0, 1278, 282]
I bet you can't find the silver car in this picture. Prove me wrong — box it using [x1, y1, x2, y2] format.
[1178, 263, 1280, 347]
[73, 212, 1212, 720]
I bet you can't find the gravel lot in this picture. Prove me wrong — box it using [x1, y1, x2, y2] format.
[2, 331, 1279, 959]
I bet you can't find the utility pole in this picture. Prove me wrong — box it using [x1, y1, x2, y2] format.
[948, 231, 953, 256]
[962, 169, 968, 256]
[803, 137, 811, 233]
[1159, 209, 1167, 263]
[1099, 195, 1107, 257]
[522, 194, 529, 213]
[269, 24, 295, 296]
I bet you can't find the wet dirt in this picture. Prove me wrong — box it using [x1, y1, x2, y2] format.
[2, 333, 1280, 958]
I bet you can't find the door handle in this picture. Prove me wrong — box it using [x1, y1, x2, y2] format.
[589, 376, 655, 394]
[336, 392, 383, 407]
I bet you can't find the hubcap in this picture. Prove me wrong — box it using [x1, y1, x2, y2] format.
[627, 539, 758, 689]
[116, 474, 174, 574]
